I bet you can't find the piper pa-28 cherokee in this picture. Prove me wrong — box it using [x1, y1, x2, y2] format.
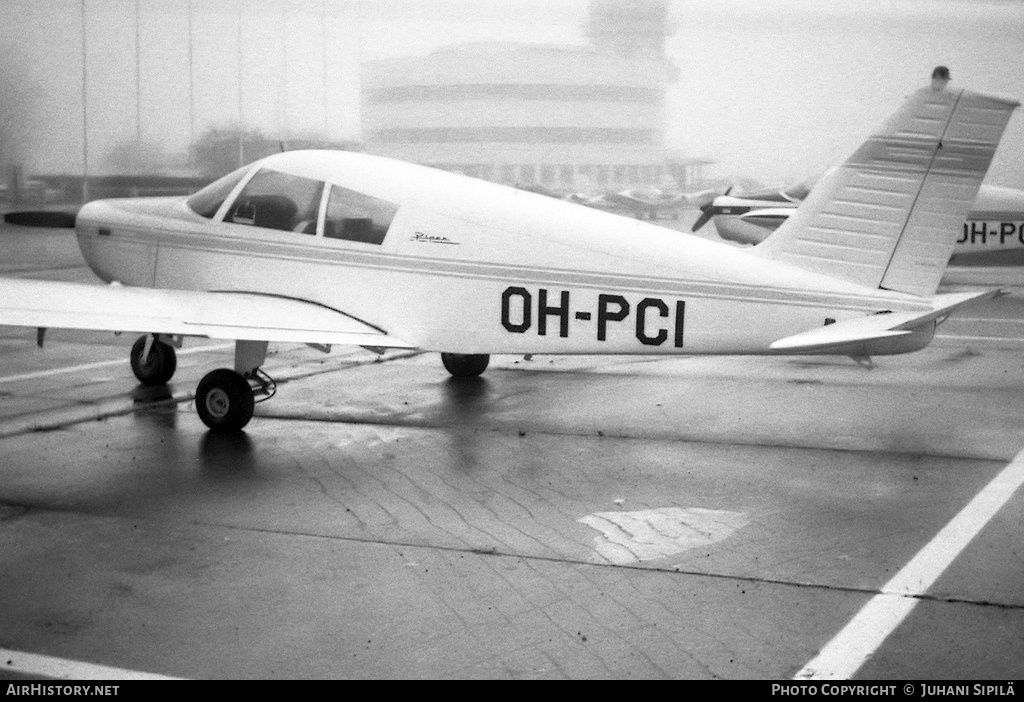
[0, 69, 1018, 432]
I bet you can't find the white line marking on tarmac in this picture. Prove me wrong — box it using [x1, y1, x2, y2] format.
[1, 647, 181, 680]
[0, 343, 233, 385]
[795, 448, 1024, 680]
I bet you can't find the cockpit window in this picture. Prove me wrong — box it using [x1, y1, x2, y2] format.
[225, 168, 324, 234]
[323, 184, 398, 245]
[187, 165, 250, 219]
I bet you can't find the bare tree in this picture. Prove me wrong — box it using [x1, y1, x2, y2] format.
[189, 124, 362, 178]
[103, 139, 175, 176]
[190, 124, 278, 178]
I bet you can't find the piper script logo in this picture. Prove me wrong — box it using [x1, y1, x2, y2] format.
[411, 232, 460, 245]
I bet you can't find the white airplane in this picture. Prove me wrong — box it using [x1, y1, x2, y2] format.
[602, 186, 720, 220]
[569, 185, 719, 220]
[696, 180, 1024, 259]
[689, 179, 813, 235]
[0, 70, 1018, 433]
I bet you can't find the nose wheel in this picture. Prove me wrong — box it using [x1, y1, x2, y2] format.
[195, 368, 255, 432]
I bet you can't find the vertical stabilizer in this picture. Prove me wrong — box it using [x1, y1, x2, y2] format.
[755, 69, 1018, 297]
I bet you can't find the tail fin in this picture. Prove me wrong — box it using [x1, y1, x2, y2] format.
[754, 68, 1019, 297]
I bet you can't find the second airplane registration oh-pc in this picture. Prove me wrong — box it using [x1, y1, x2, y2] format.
[0, 69, 1019, 432]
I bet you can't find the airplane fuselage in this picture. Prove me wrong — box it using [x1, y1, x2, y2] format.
[75, 152, 936, 359]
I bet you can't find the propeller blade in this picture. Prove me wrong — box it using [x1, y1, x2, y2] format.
[3, 210, 78, 228]
[691, 206, 715, 232]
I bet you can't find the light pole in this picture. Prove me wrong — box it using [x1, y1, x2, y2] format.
[188, 0, 195, 162]
[279, 1, 287, 142]
[236, 1, 244, 168]
[322, 0, 328, 136]
[80, 0, 89, 202]
[135, 0, 142, 144]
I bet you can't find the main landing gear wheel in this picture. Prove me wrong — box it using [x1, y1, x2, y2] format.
[441, 353, 490, 378]
[130, 335, 177, 385]
[195, 368, 255, 432]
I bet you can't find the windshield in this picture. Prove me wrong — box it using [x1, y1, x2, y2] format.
[187, 165, 251, 218]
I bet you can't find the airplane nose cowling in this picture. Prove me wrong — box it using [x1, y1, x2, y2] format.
[75, 198, 167, 287]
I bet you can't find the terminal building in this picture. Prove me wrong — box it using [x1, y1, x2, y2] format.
[360, 0, 705, 193]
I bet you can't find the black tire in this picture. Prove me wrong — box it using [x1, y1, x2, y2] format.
[195, 368, 255, 432]
[130, 335, 177, 385]
[441, 353, 490, 378]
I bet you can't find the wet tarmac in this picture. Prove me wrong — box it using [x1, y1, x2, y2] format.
[0, 220, 1023, 680]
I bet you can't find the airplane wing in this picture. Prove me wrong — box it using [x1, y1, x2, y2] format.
[680, 189, 722, 208]
[605, 191, 682, 208]
[740, 207, 793, 231]
[567, 193, 609, 208]
[0, 278, 417, 349]
[769, 289, 999, 353]
[601, 191, 648, 208]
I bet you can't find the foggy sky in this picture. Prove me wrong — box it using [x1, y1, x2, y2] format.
[1, 0, 1022, 188]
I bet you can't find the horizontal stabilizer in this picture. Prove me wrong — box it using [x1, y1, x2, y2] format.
[0, 278, 417, 349]
[770, 289, 1000, 353]
[770, 320, 911, 352]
